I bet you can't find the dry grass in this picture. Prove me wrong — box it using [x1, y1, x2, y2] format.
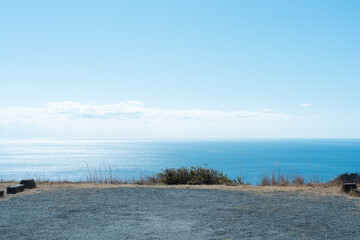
[261, 168, 321, 186]
[0, 166, 354, 201]
[82, 165, 241, 185]
[0, 180, 348, 202]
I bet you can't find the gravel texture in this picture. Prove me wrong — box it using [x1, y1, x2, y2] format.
[0, 187, 360, 240]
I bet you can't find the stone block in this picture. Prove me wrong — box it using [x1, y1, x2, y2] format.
[7, 184, 25, 194]
[20, 179, 36, 189]
[341, 183, 357, 193]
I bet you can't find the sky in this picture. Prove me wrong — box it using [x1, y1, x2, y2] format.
[0, 0, 359, 139]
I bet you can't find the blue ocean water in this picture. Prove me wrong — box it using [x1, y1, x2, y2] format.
[0, 139, 359, 184]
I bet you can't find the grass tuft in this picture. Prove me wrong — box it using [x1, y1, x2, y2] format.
[261, 167, 321, 186]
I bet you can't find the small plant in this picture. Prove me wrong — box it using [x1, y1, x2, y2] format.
[236, 176, 245, 184]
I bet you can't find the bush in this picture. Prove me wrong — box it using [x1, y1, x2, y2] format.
[157, 167, 190, 185]
[331, 173, 360, 184]
[156, 166, 238, 185]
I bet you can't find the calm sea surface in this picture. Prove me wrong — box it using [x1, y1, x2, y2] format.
[1, 139, 359, 184]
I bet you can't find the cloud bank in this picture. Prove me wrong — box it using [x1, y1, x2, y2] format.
[0, 101, 291, 126]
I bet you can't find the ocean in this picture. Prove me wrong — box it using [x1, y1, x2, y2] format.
[1, 139, 359, 184]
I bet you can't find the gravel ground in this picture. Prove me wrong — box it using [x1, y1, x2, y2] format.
[0, 187, 360, 240]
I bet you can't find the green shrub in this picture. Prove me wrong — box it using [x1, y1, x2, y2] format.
[157, 167, 190, 185]
[331, 173, 360, 184]
[156, 166, 238, 185]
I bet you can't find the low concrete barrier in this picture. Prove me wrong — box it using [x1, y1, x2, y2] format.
[20, 179, 36, 189]
[7, 184, 25, 194]
[341, 183, 357, 193]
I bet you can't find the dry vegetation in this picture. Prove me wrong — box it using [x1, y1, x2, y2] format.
[82, 165, 243, 185]
[260, 169, 322, 186]
[1, 167, 358, 200]
[0, 180, 348, 201]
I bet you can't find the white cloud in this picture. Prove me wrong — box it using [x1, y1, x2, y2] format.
[300, 103, 312, 107]
[127, 100, 143, 105]
[0, 101, 292, 126]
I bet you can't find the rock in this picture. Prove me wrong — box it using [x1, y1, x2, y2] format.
[7, 184, 25, 194]
[20, 179, 36, 189]
[0, 190, 4, 197]
[342, 183, 357, 193]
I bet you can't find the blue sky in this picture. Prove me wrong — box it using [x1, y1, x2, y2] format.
[0, 0, 359, 139]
